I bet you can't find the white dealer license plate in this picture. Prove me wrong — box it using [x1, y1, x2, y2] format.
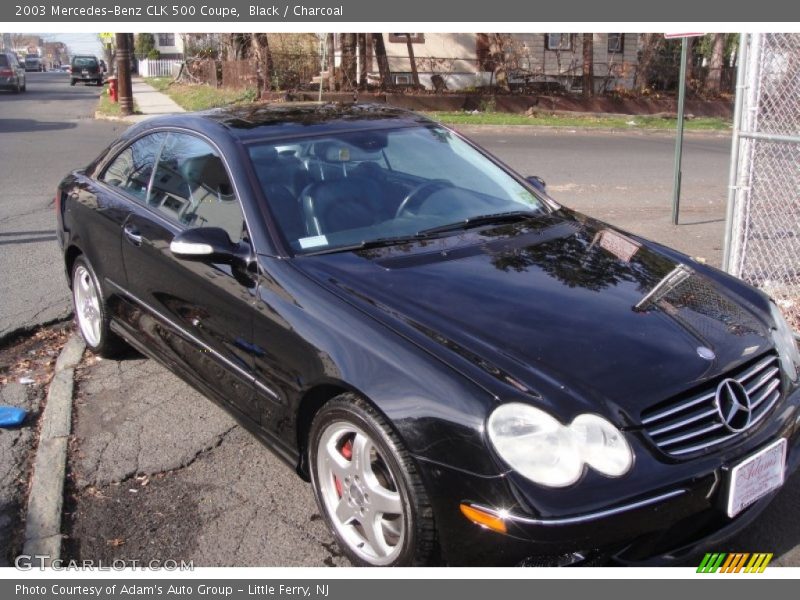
[727, 438, 786, 518]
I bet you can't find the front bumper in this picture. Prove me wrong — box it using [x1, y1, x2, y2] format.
[417, 384, 800, 566]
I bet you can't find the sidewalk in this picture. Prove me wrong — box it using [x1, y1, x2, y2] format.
[110, 77, 185, 124]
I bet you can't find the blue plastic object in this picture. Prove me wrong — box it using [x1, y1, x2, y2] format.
[0, 406, 27, 427]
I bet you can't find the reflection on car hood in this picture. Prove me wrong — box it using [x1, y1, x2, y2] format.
[294, 211, 773, 423]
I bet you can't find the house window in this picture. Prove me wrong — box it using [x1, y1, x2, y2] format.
[157, 33, 175, 47]
[389, 34, 425, 44]
[608, 33, 624, 54]
[546, 34, 572, 51]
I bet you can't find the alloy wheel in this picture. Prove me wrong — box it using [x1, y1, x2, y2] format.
[73, 264, 102, 347]
[316, 421, 406, 565]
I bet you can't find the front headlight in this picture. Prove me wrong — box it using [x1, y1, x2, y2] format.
[770, 301, 800, 382]
[487, 403, 633, 488]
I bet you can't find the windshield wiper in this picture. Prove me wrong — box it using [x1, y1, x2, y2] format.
[302, 233, 433, 256]
[417, 210, 538, 236]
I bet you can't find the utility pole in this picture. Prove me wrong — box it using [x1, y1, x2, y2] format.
[115, 32, 133, 116]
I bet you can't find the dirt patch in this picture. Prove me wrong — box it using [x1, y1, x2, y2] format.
[63, 472, 203, 565]
[0, 321, 72, 565]
[283, 90, 734, 119]
[0, 322, 71, 388]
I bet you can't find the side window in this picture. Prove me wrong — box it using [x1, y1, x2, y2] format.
[148, 133, 244, 242]
[100, 133, 166, 202]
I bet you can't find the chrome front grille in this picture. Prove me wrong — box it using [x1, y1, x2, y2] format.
[642, 354, 782, 457]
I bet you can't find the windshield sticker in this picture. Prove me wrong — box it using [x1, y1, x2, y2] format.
[299, 235, 329, 249]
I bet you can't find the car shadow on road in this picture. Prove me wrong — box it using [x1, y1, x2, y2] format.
[0, 118, 76, 133]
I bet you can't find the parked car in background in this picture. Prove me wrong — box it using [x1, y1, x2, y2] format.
[0, 51, 26, 93]
[70, 55, 103, 86]
[56, 104, 800, 566]
[24, 54, 44, 72]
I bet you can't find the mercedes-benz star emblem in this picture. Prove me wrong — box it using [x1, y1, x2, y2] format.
[715, 378, 753, 433]
[696, 346, 716, 360]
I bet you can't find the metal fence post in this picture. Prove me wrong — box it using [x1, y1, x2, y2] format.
[722, 34, 749, 273]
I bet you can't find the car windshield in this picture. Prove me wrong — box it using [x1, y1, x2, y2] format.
[73, 57, 97, 68]
[247, 125, 548, 254]
[0, 56, 8, 67]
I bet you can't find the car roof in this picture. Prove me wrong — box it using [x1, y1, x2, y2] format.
[129, 102, 436, 144]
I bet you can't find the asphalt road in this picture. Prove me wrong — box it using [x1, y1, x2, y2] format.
[0, 71, 125, 342]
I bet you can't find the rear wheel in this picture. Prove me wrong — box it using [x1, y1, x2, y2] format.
[71, 256, 127, 357]
[309, 394, 436, 566]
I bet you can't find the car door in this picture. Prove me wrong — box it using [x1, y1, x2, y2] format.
[117, 131, 260, 423]
[76, 132, 165, 299]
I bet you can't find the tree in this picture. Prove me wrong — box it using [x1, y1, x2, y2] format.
[634, 33, 662, 91]
[225, 33, 251, 61]
[404, 34, 420, 88]
[705, 33, 726, 95]
[251, 33, 274, 94]
[371, 33, 392, 90]
[582, 33, 594, 97]
[358, 34, 368, 90]
[134, 33, 156, 59]
[340, 33, 357, 90]
[326, 33, 336, 91]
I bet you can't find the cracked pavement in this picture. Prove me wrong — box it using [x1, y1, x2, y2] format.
[66, 352, 349, 566]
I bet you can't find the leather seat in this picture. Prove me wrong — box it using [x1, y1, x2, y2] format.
[300, 177, 385, 236]
[251, 146, 309, 198]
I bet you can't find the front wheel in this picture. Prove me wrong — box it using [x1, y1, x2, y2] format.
[71, 256, 127, 357]
[308, 395, 436, 566]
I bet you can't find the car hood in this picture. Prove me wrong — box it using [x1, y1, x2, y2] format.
[293, 211, 774, 424]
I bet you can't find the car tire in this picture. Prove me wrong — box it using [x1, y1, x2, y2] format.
[308, 394, 436, 566]
[70, 79, 76, 86]
[13, 80, 20, 94]
[71, 256, 127, 357]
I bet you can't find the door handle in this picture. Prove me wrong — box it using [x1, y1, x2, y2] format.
[123, 224, 143, 246]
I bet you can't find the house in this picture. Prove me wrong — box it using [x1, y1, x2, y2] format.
[364, 33, 640, 92]
[152, 33, 184, 60]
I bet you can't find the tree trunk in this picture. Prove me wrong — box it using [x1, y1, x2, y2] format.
[358, 34, 368, 90]
[371, 33, 392, 90]
[228, 33, 250, 61]
[405, 34, 420, 88]
[340, 33, 357, 91]
[325, 33, 335, 91]
[582, 33, 594, 97]
[634, 33, 661, 91]
[251, 33, 273, 95]
[705, 33, 725, 95]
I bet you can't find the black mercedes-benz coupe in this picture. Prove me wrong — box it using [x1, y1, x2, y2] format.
[56, 103, 800, 566]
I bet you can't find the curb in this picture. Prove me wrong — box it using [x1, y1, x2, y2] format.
[21, 333, 85, 564]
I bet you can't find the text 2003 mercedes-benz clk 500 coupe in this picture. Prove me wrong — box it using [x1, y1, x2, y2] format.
[56, 104, 800, 566]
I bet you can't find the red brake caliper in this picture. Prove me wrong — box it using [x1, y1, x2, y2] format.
[334, 438, 353, 498]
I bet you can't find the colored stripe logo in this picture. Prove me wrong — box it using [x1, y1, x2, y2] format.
[697, 552, 773, 573]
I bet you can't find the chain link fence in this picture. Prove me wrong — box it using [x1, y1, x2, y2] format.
[724, 33, 800, 333]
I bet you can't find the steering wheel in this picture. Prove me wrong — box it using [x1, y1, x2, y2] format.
[394, 180, 454, 218]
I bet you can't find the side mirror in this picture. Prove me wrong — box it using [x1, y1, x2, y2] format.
[170, 227, 249, 265]
[526, 175, 547, 192]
